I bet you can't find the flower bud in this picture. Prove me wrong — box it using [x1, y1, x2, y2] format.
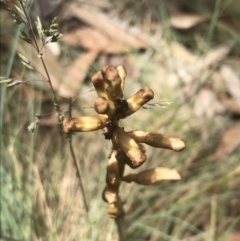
[94, 97, 109, 114]
[91, 71, 107, 98]
[102, 66, 123, 101]
[119, 87, 154, 119]
[63, 115, 108, 133]
[113, 127, 146, 167]
[94, 96, 117, 116]
[116, 65, 127, 91]
[103, 66, 121, 84]
[101, 65, 109, 74]
[128, 130, 185, 151]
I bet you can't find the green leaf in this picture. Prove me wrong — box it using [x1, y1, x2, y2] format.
[0, 77, 12, 84]
[35, 17, 45, 40]
[43, 29, 51, 37]
[15, 5, 24, 17]
[17, 52, 34, 70]
[49, 17, 59, 34]
[7, 79, 25, 87]
[21, 61, 34, 70]
[0, 77, 25, 86]
[50, 33, 63, 43]
[19, 30, 32, 44]
[17, 52, 29, 63]
[12, 12, 23, 25]
[51, 17, 58, 25]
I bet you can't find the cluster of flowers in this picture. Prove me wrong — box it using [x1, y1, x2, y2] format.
[63, 66, 185, 218]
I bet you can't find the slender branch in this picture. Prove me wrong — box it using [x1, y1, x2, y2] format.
[19, 0, 89, 225]
[67, 98, 89, 213]
[18, 0, 39, 52]
[18, 0, 62, 121]
[40, 57, 59, 103]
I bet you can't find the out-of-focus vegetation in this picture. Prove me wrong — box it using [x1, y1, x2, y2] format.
[1, 0, 240, 241]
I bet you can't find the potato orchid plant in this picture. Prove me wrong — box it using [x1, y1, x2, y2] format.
[63, 66, 185, 218]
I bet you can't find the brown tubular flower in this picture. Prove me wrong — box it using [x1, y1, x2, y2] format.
[63, 115, 108, 133]
[62, 65, 185, 219]
[91, 71, 117, 116]
[102, 66, 123, 101]
[122, 167, 181, 185]
[94, 97, 109, 114]
[102, 150, 121, 204]
[128, 130, 185, 152]
[117, 144, 146, 169]
[116, 65, 127, 91]
[113, 127, 146, 168]
[118, 87, 154, 119]
[91, 71, 107, 98]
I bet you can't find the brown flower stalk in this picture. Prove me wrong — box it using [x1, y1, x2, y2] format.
[63, 65, 185, 219]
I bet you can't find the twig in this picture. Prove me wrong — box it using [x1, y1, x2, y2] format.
[67, 98, 89, 213]
[18, 0, 89, 220]
[18, 0, 62, 122]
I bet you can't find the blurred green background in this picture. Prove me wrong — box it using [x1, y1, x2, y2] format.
[1, 0, 240, 240]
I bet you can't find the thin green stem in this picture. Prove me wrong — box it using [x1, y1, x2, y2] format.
[67, 98, 89, 214]
[207, 0, 223, 42]
[18, 0, 62, 120]
[39, 57, 59, 103]
[18, 0, 39, 52]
